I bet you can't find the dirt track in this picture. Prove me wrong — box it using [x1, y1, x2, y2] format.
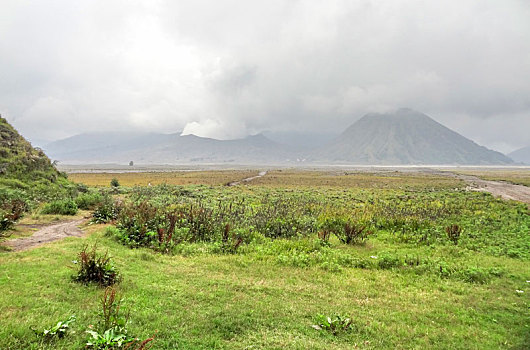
[455, 174, 530, 204]
[228, 171, 267, 186]
[3, 219, 86, 252]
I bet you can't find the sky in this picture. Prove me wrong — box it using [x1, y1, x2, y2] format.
[1, 0, 529, 154]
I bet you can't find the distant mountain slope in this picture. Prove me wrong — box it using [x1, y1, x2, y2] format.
[44, 109, 513, 165]
[508, 146, 530, 164]
[0, 116, 62, 183]
[311, 108, 513, 165]
[44, 132, 176, 162]
[44, 132, 294, 164]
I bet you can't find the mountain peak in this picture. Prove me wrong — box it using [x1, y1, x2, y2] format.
[316, 110, 513, 165]
[360, 108, 431, 122]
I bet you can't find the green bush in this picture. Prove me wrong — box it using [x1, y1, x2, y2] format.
[41, 199, 78, 215]
[0, 199, 26, 236]
[110, 178, 120, 188]
[72, 244, 121, 287]
[75, 192, 103, 210]
[92, 196, 121, 223]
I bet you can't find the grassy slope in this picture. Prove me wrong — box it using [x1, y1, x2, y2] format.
[0, 117, 60, 183]
[0, 172, 529, 349]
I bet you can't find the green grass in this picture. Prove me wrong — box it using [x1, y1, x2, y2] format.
[0, 231, 528, 349]
[1, 171, 529, 349]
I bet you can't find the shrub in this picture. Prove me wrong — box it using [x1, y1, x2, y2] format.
[76, 183, 89, 193]
[110, 178, 120, 188]
[0, 199, 26, 237]
[75, 191, 103, 210]
[41, 199, 78, 215]
[116, 201, 164, 247]
[72, 244, 121, 287]
[337, 222, 371, 245]
[92, 196, 121, 223]
[377, 254, 402, 269]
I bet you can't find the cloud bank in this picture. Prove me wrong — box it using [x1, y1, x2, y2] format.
[1, 0, 529, 152]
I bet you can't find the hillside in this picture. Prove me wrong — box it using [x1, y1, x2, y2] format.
[0, 116, 62, 184]
[311, 108, 513, 165]
[508, 146, 530, 165]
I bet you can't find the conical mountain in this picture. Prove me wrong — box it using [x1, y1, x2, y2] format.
[0, 116, 62, 183]
[313, 108, 513, 165]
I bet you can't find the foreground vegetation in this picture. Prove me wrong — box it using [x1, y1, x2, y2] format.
[1, 170, 529, 349]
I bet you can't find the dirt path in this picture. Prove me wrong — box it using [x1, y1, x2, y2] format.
[454, 173, 530, 204]
[228, 171, 267, 186]
[3, 219, 86, 252]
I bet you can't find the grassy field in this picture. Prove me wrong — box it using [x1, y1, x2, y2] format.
[68, 170, 258, 187]
[1, 170, 529, 349]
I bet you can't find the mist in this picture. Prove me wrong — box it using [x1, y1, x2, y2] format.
[1, 0, 529, 153]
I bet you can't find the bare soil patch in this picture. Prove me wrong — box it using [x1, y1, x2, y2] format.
[3, 219, 86, 252]
[456, 174, 530, 204]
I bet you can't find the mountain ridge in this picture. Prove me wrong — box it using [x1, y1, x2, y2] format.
[43, 109, 514, 165]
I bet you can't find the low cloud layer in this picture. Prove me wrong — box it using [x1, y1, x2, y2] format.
[1, 0, 529, 153]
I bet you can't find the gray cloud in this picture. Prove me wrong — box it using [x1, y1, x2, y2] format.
[1, 0, 529, 152]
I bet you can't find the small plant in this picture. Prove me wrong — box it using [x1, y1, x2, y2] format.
[72, 243, 121, 287]
[100, 287, 128, 333]
[111, 178, 120, 188]
[86, 287, 155, 349]
[312, 314, 352, 335]
[317, 230, 331, 245]
[86, 328, 135, 349]
[445, 224, 462, 245]
[156, 212, 180, 253]
[33, 315, 76, 340]
[220, 223, 243, 254]
[86, 330, 155, 350]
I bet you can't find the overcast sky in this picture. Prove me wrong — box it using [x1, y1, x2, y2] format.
[1, 0, 529, 153]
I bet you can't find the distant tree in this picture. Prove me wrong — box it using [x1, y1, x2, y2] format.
[129, 161, 134, 166]
[110, 178, 120, 188]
